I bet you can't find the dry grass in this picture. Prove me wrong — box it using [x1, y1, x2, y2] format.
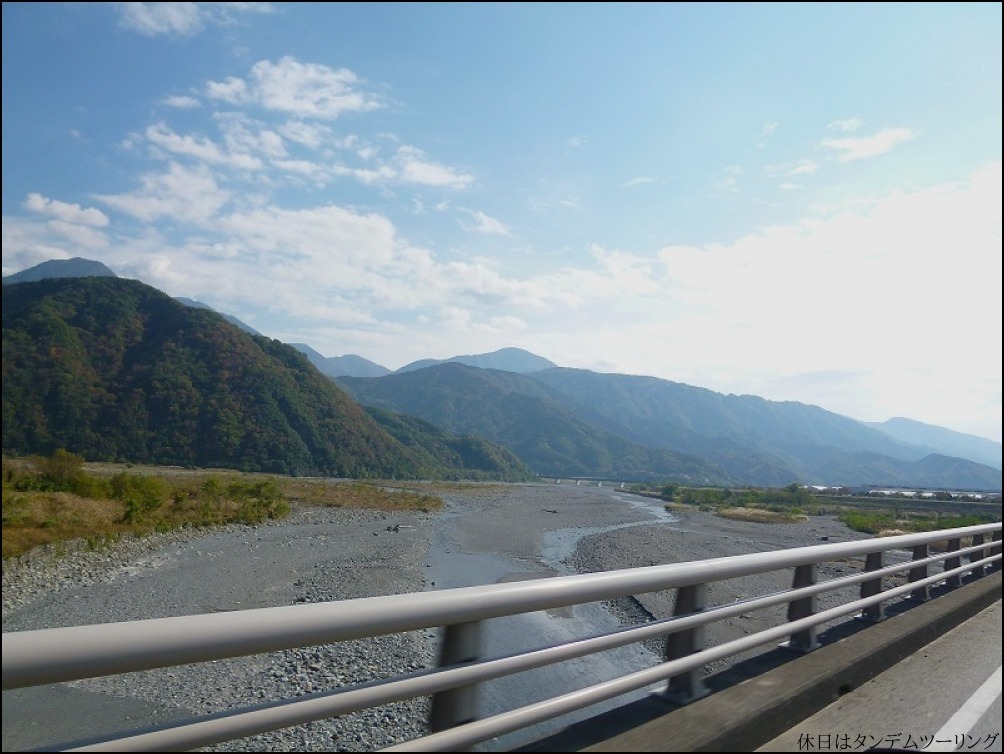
[283, 479, 443, 512]
[716, 507, 808, 524]
[663, 502, 691, 511]
[876, 528, 910, 538]
[1, 491, 132, 558]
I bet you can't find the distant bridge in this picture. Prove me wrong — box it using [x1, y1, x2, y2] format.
[2, 523, 1001, 751]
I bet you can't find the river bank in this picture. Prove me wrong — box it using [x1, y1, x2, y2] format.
[2, 482, 869, 751]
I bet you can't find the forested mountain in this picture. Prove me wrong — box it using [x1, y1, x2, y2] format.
[338, 364, 1002, 490]
[1, 277, 532, 481]
[338, 363, 732, 483]
[363, 407, 530, 480]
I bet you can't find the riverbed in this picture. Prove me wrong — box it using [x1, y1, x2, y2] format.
[1, 482, 868, 751]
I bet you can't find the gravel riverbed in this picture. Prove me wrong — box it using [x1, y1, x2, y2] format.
[2, 483, 874, 751]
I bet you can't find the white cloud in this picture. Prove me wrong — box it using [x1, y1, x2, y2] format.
[115, 2, 275, 37]
[214, 113, 287, 160]
[458, 209, 511, 236]
[623, 176, 657, 188]
[789, 159, 818, 176]
[162, 95, 201, 109]
[823, 127, 915, 162]
[765, 160, 819, 180]
[0, 216, 73, 275]
[395, 146, 473, 189]
[207, 57, 382, 120]
[762, 121, 778, 136]
[715, 165, 742, 192]
[44, 220, 108, 248]
[24, 194, 110, 226]
[638, 162, 1002, 423]
[215, 204, 398, 271]
[272, 159, 327, 180]
[330, 164, 396, 185]
[94, 162, 231, 224]
[779, 182, 801, 191]
[278, 121, 332, 149]
[827, 117, 864, 132]
[116, 2, 203, 36]
[205, 76, 250, 104]
[566, 136, 587, 150]
[145, 122, 264, 170]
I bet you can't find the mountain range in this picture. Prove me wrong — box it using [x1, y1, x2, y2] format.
[336, 365, 1001, 489]
[3, 258, 1000, 490]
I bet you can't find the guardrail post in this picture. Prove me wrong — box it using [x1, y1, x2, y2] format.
[783, 563, 819, 651]
[969, 534, 987, 578]
[943, 538, 963, 588]
[991, 531, 1002, 573]
[909, 544, 930, 601]
[664, 583, 709, 704]
[429, 621, 482, 731]
[859, 552, 885, 622]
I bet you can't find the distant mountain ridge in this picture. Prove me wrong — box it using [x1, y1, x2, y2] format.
[396, 347, 557, 374]
[174, 297, 262, 337]
[3, 257, 117, 283]
[290, 343, 391, 378]
[865, 417, 1001, 471]
[338, 363, 1001, 490]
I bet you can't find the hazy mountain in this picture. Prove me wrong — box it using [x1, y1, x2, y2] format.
[337, 363, 735, 483]
[1, 277, 531, 481]
[335, 363, 1001, 489]
[528, 368, 919, 457]
[799, 450, 1002, 490]
[290, 343, 391, 378]
[396, 347, 558, 374]
[866, 417, 1001, 471]
[523, 368, 1000, 489]
[174, 297, 262, 337]
[3, 257, 117, 283]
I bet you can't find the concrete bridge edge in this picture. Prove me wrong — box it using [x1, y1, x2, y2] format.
[516, 570, 1003, 752]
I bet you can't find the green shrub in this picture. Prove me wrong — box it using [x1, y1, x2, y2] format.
[112, 473, 167, 523]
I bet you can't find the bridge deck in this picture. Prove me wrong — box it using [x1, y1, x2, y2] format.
[516, 571, 1002, 752]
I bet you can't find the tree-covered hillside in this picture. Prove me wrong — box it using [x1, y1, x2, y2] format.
[1, 277, 531, 480]
[338, 363, 728, 483]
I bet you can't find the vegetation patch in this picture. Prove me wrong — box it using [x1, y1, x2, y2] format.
[635, 480, 999, 534]
[839, 510, 994, 535]
[2, 451, 443, 559]
[716, 507, 808, 524]
[285, 479, 443, 513]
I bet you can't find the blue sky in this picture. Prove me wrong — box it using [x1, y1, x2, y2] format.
[3, 3, 1001, 442]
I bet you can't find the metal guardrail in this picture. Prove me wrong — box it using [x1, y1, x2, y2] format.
[2, 523, 1001, 752]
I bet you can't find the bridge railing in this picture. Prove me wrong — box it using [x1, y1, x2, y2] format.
[3, 523, 1001, 752]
